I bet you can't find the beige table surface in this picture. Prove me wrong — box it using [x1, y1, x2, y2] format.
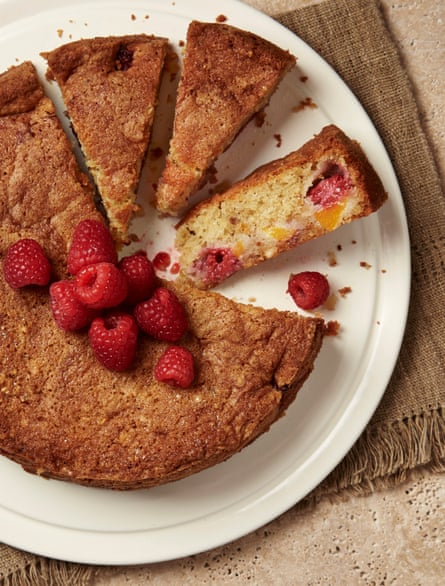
[91, 1, 445, 584]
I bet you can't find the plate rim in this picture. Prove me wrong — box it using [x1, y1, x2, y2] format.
[0, 0, 411, 565]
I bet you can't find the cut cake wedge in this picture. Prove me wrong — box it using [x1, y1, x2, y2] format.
[154, 20, 296, 216]
[43, 34, 169, 245]
[175, 125, 388, 289]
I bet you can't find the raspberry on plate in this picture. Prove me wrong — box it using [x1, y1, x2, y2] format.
[154, 345, 195, 388]
[3, 238, 51, 289]
[50, 279, 98, 331]
[74, 262, 128, 309]
[88, 311, 139, 371]
[119, 251, 157, 305]
[67, 219, 117, 275]
[287, 271, 330, 310]
[134, 286, 188, 342]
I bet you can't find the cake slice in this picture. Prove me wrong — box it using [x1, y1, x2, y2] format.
[43, 34, 169, 245]
[175, 125, 388, 289]
[154, 20, 296, 216]
[0, 61, 103, 278]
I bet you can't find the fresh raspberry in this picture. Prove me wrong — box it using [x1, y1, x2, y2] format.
[193, 247, 242, 286]
[67, 220, 117, 275]
[134, 286, 188, 342]
[50, 279, 98, 331]
[74, 262, 128, 309]
[287, 271, 330, 310]
[118, 252, 157, 305]
[154, 345, 194, 388]
[88, 311, 139, 371]
[153, 251, 171, 272]
[3, 238, 51, 288]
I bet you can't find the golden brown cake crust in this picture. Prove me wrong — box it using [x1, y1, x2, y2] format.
[0, 61, 43, 116]
[43, 35, 169, 245]
[155, 21, 296, 216]
[0, 275, 323, 489]
[0, 62, 103, 277]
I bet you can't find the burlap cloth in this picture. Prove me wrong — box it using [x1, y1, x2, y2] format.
[1, 0, 444, 583]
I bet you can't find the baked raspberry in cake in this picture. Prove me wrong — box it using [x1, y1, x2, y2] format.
[0, 62, 324, 489]
[175, 125, 388, 289]
[154, 20, 296, 216]
[43, 34, 169, 245]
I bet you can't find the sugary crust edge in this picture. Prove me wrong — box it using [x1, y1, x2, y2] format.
[0, 61, 44, 116]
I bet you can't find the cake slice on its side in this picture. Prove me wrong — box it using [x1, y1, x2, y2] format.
[154, 21, 296, 216]
[0, 61, 103, 278]
[43, 34, 169, 245]
[175, 125, 388, 289]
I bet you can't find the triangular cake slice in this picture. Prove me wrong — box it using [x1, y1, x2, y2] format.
[0, 61, 103, 277]
[43, 34, 169, 245]
[175, 125, 388, 289]
[154, 21, 296, 216]
[0, 62, 323, 488]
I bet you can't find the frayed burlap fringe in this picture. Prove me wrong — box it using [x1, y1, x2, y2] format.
[298, 407, 445, 510]
[1, 557, 94, 586]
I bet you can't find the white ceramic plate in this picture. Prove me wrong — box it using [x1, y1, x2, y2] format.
[0, 0, 410, 565]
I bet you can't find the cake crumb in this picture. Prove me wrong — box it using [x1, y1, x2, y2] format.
[325, 320, 340, 336]
[57, 29, 64, 38]
[254, 110, 266, 127]
[338, 286, 352, 298]
[130, 14, 136, 21]
[274, 133, 282, 148]
[216, 14, 228, 23]
[327, 250, 337, 266]
[206, 164, 218, 185]
[360, 261, 372, 269]
[292, 97, 317, 113]
[300, 75, 308, 83]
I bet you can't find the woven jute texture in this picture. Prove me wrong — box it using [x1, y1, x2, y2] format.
[1, 0, 444, 583]
[278, 0, 445, 501]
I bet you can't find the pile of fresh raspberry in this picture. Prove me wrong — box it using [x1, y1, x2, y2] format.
[2, 220, 194, 387]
